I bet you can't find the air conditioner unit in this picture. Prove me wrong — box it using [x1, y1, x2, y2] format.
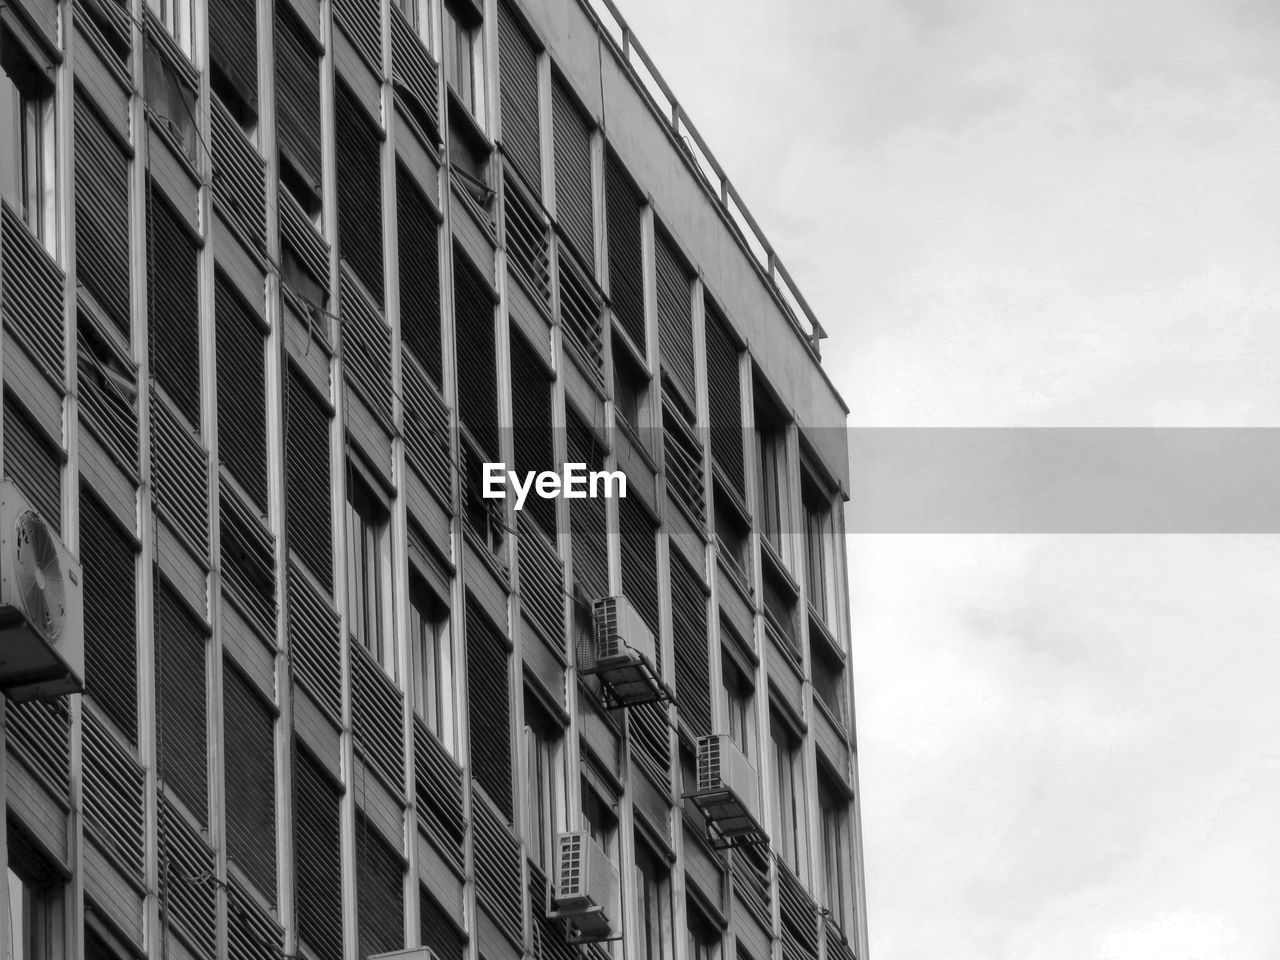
[688, 734, 768, 848]
[552, 831, 619, 941]
[584, 595, 656, 673]
[0, 481, 84, 701]
[370, 950, 439, 960]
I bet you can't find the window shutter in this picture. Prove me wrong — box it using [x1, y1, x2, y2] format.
[78, 322, 140, 471]
[212, 97, 268, 254]
[147, 188, 202, 426]
[335, 81, 385, 306]
[671, 551, 711, 740]
[356, 816, 405, 958]
[3, 397, 62, 532]
[497, 2, 540, 191]
[396, 163, 442, 386]
[223, 663, 276, 902]
[552, 77, 593, 262]
[471, 796, 523, 944]
[293, 745, 344, 960]
[209, 0, 257, 109]
[151, 393, 210, 558]
[333, 0, 382, 70]
[655, 225, 695, 402]
[351, 643, 406, 790]
[158, 797, 217, 954]
[275, 9, 322, 191]
[605, 150, 645, 349]
[155, 581, 208, 825]
[452, 247, 498, 458]
[220, 481, 277, 640]
[284, 365, 333, 591]
[74, 93, 131, 336]
[80, 491, 138, 741]
[509, 330, 555, 536]
[466, 598, 512, 819]
[82, 708, 145, 879]
[565, 408, 607, 602]
[421, 888, 467, 960]
[228, 876, 286, 960]
[215, 272, 268, 511]
[414, 714, 466, 869]
[705, 301, 744, 496]
[618, 495, 659, 641]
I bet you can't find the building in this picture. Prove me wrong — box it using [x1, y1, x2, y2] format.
[0, 0, 867, 956]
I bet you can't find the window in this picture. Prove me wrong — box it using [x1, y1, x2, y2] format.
[722, 657, 755, 762]
[524, 695, 563, 872]
[399, 0, 436, 46]
[613, 343, 649, 440]
[346, 466, 394, 680]
[276, 8, 323, 216]
[633, 838, 670, 960]
[143, 36, 198, 163]
[1, 37, 56, 253]
[581, 780, 617, 861]
[411, 577, 454, 751]
[209, 0, 258, 128]
[685, 899, 719, 960]
[756, 411, 788, 548]
[762, 568, 798, 654]
[769, 714, 805, 876]
[605, 149, 645, 350]
[6, 866, 60, 960]
[713, 486, 750, 586]
[803, 477, 839, 623]
[819, 779, 852, 933]
[443, 2, 482, 120]
[149, 0, 193, 54]
[810, 637, 846, 727]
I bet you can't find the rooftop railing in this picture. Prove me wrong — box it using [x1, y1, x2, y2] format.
[582, 0, 829, 358]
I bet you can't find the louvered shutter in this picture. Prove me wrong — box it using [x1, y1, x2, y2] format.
[670, 551, 711, 740]
[552, 77, 593, 262]
[618, 495, 659, 641]
[155, 581, 208, 825]
[509, 330, 555, 536]
[705, 301, 744, 496]
[294, 745, 343, 960]
[275, 9, 322, 192]
[80, 491, 138, 741]
[605, 150, 645, 349]
[335, 80, 385, 306]
[396, 163, 442, 386]
[284, 365, 333, 591]
[421, 888, 466, 960]
[466, 598, 512, 819]
[216, 272, 268, 511]
[221, 483, 277, 638]
[3, 397, 62, 532]
[655, 225, 695, 402]
[497, 2, 540, 191]
[147, 188, 202, 427]
[356, 817, 405, 957]
[209, 0, 257, 110]
[566, 408, 607, 602]
[74, 93, 131, 336]
[452, 247, 498, 458]
[223, 663, 276, 902]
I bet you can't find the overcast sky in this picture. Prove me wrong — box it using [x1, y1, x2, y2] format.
[617, 1, 1280, 957]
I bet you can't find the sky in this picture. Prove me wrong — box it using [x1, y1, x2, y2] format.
[612, 1, 1280, 958]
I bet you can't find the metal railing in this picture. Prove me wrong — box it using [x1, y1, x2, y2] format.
[582, 0, 828, 356]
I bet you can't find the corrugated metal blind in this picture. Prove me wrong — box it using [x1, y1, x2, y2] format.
[664, 394, 706, 526]
[391, 6, 439, 139]
[228, 875, 285, 960]
[618, 495, 659, 641]
[466, 598, 512, 819]
[151, 394, 210, 558]
[340, 267, 394, 424]
[159, 796, 216, 955]
[6, 697, 71, 798]
[284, 364, 333, 591]
[605, 149, 645, 349]
[3, 397, 62, 532]
[777, 856, 820, 960]
[293, 745, 344, 960]
[557, 242, 604, 384]
[497, 2, 540, 191]
[421, 887, 467, 960]
[220, 482, 276, 638]
[509, 330, 555, 535]
[530, 866, 578, 960]
[356, 816, 405, 957]
[670, 551, 711, 740]
[504, 167, 551, 308]
[414, 713, 465, 869]
[274, 9, 322, 192]
[335, 81, 385, 307]
[82, 707, 145, 879]
[333, 0, 382, 71]
[80, 491, 138, 740]
[287, 561, 342, 719]
[704, 301, 744, 496]
[215, 272, 268, 511]
[223, 662, 276, 902]
[655, 225, 695, 402]
[155, 581, 208, 825]
[1, 202, 65, 380]
[552, 76, 593, 263]
[472, 795, 523, 944]
[73, 93, 131, 336]
[565, 408, 607, 602]
[453, 247, 498, 458]
[77, 323, 139, 471]
[517, 514, 564, 650]
[209, 0, 257, 109]
[402, 353, 452, 505]
[147, 188, 202, 427]
[211, 97, 268, 253]
[351, 644, 406, 789]
[396, 163, 442, 386]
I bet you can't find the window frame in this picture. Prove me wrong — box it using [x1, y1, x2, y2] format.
[633, 836, 671, 960]
[345, 463, 396, 682]
[1, 34, 57, 255]
[819, 778, 853, 934]
[443, 1, 484, 122]
[410, 575, 455, 752]
[522, 693, 564, 874]
[722, 656, 756, 763]
[769, 712, 806, 878]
